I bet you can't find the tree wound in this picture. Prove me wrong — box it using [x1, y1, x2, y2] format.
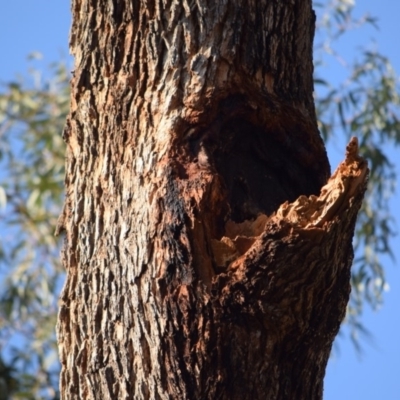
[181, 95, 331, 274]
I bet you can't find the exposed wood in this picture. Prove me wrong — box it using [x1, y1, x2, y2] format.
[56, 1, 367, 399]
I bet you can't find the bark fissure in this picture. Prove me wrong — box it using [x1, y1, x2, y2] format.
[57, 1, 367, 399]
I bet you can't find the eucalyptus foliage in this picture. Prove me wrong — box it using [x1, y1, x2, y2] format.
[0, 57, 69, 399]
[314, 0, 400, 349]
[0, 1, 399, 398]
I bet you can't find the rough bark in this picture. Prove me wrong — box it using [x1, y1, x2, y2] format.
[56, 1, 368, 399]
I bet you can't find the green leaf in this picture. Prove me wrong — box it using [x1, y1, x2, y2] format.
[0, 186, 6, 210]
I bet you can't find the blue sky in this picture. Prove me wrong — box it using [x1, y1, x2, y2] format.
[1, 1, 399, 399]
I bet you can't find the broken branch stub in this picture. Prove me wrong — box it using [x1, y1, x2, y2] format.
[212, 137, 368, 273]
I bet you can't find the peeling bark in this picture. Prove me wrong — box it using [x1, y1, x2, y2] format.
[57, 1, 367, 399]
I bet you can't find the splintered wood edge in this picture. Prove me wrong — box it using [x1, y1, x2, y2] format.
[211, 137, 368, 269]
[274, 136, 368, 229]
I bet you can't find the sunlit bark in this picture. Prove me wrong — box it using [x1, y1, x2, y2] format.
[56, 1, 367, 398]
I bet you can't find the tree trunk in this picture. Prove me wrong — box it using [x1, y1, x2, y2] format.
[56, 0, 368, 399]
